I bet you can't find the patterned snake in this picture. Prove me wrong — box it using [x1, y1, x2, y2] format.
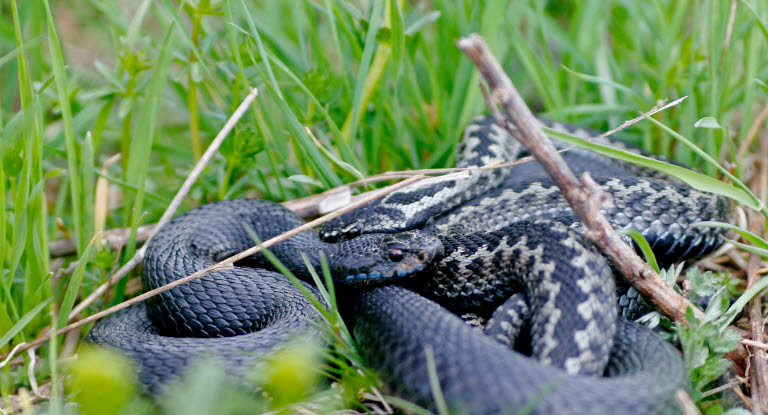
[87, 116, 730, 414]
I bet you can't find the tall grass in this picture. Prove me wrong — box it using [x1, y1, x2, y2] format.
[2, 0, 767, 413]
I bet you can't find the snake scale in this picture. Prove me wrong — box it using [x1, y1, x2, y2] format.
[87, 115, 730, 414]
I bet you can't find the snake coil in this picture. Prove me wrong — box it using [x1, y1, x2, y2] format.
[88, 115, 730, 414]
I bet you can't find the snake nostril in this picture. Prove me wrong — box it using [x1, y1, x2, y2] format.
[388, 248, 404, 262]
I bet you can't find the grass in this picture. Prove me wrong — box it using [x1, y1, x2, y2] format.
[1, 0, 768, 413]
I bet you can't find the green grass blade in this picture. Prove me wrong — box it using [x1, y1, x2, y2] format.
[543, 127, 760, 210]
[0, 297, 54, 350]
[44, 0, 83, 254]
[617, 228, 660, 272]
[124, 0, 151, 49]
[342, 0, 385, 143]
[694, 221, 768, 249]
[645, 117, 764, 213]
[123, 25, 175, 242]
[388, 0, 405, 75]
[717, 275, 768, 331]
[561, 65, 640, 99]
[56, 236, 97, 329]
[742, 1, 768, 42]
[724, 239, 768, 260]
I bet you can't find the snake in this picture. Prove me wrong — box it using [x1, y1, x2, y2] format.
[86, 115, 730, 414]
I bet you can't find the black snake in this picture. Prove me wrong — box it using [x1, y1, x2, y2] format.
[86, 115, 730, 414]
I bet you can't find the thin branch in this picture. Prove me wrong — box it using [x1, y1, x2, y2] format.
[736, 101, 768, 161]
[49, 223, 156, 257]
[67, 87, 259, 320]
[0, 175, 425, 360]
[743, 339, 768, 351]
[597, 97, 687, 139]
[456, 33, 704, 324]
[746, 136, 768, 413]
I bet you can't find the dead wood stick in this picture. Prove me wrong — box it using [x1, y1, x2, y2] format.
[747, 211, 768, 413]
[746, 136, 768, 413]
[456, 33, 703, 323]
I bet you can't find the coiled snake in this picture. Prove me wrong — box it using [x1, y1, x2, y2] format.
[87, 115, 730, 414]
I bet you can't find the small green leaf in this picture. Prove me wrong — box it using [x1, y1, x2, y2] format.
[686, 268, 720, 299]
[376, 27, 391, 43]
[117, 96, 133, 119]
[693, 117, 722, 129]
[709, 329, 741, 354]
[190, 61, 203, 83]
[124, 0, 152, 50]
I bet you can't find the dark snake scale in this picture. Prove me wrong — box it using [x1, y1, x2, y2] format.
[87, 115, 731, 414]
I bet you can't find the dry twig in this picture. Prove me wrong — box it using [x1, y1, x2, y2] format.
[745, 136, 768, 413]
[456, 33, 703, 323]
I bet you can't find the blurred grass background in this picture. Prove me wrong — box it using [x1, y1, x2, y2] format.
[2, 0, 767, 413]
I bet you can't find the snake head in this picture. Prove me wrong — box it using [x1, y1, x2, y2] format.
[329, 230, 443, 286]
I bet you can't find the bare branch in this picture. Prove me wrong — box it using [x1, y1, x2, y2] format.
[456, 33, 703, 324]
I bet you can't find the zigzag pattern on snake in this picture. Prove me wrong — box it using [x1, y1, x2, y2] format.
[87, 115, 730, 414]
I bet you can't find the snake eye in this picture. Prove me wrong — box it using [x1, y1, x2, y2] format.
[344, 227, 361, 239]
[388, 248, 404, 262]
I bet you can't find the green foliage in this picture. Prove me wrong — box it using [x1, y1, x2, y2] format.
[65, 346, 137, 415]
[677, 267, 742, 404]
[252, 340, 324, 410]
[678, 309, 741, 403]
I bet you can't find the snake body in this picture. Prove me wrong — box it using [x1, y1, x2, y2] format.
[87, 115, 730, 413]
[86, 199, 442, 391]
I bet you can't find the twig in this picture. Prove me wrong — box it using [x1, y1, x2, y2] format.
[702, 379, 745, 398]
[0, 175, 425, 361]
[736, 101, 768, 162]
[743, 339, 768, 351]
[0, 343, 27, 369]
[746, 137, 768, 413]
[597, 97, 687, 139]
[49, 160, 542, 257]
[67, 87, 260, 320]
[456, 33, 703, 324]
[49, 223, 156, 257]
